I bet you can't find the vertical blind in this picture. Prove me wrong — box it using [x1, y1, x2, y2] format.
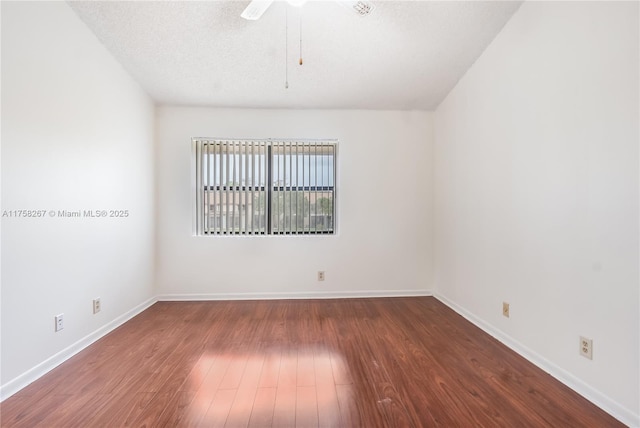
[194, 139, 336, 236]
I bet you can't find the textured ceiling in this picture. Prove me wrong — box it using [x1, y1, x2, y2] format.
[69, 1, 522, 110]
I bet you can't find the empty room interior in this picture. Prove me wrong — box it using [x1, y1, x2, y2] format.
[1, 0, 638, 427]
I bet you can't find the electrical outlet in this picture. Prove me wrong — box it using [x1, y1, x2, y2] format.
[580, 336, 593, 360]
[317, 271, 325, 281]
[502, 302, 510, 318]
[93, 298, 101, 314]
[55, 314, 64, 332]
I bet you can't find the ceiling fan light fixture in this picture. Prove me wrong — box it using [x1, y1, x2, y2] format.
[241, 0, 274, 20]
[242, 0, 376, 21]
[339, 0, 375, 17]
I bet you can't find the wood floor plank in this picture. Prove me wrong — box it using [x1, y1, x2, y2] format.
[296, 348, 316, 386]
[131, 390, 178, 427]
[248, 387, 277, 427]
[218, 350, 249, 390]
[33, 392, 110, 427]
[224, 353, 265, 428]
[198, 388, 236, 428]
[272, 385, 297, 427]
[0, 393, 73, 427]
[180, 354, 233, 427]
[277, 347, 298, 387]
[155, 391, 198, 428]
[79, 371, 157, 426]
[329, 351, 353, 386]
[257, 347, 281, 388]
[314, 347, 342, 428]
[89, 391, 156, 427]
[335, 384, 361, 428]
[0, 298, 625, 428]
[180, 353, 217, 393]
[295, 385, 319, 428]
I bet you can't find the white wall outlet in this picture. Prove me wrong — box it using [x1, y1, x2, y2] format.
[502, 302, 510, 318]
[580, 336, 593, 360]
[318, 271, 325, 281]
[55, 314, 64, 332]
[93, 298, 101, 314]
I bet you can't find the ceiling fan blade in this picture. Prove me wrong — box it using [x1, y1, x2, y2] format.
[335, 0, 375, 17]
[241, 0, 275, 20]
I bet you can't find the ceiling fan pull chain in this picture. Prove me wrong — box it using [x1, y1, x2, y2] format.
[299, 9, 303, 66]
[285, 6, 289, 89]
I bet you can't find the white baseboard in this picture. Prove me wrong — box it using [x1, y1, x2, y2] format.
[157, 289, 432, 301]
[434, 293, 638, 428]
[0, 296, 158, 402]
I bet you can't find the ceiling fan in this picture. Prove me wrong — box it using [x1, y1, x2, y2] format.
[241, 0, 375, 20]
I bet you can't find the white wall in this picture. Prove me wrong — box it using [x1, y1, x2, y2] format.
[1, 1, 156, 395]
[156, 107, 433, 298]
[434, 1, 638, 425]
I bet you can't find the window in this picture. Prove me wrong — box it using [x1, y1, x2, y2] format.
[194, 139, 336, 236]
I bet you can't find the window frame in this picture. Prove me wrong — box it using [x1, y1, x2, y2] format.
[193, 138, 337, 237]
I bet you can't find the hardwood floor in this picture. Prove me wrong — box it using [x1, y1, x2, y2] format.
[0, 297, 624, 427]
